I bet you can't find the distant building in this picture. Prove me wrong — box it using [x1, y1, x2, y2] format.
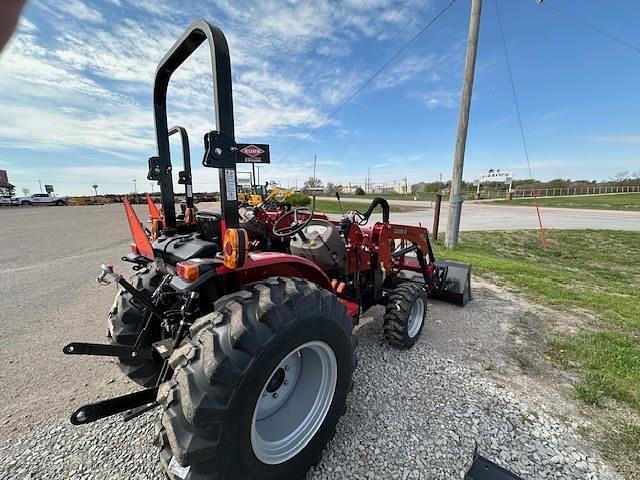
[338, 184, 362, 194]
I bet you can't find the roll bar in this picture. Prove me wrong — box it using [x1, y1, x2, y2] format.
[149, 19, 238, 231]
[168, 126, 194, 209]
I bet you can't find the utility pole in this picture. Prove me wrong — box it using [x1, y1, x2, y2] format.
[133, 179, 137, 194]
[38, 179, 42, 193]
[252, 163, 256, 186]
[313, 155, 317, 187]
[150, 182, 155, 193]
[445, 0, 483, 249]
[367, 167, 371, 193]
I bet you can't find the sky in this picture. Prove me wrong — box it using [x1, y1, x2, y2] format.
[0, 0, 638, 196]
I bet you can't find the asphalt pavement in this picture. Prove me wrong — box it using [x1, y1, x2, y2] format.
[322, 197, 640, 231]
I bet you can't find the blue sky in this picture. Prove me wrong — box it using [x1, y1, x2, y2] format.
[0, 0, 638, 196]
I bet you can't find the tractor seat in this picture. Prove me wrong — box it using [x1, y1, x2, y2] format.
[155, 234, 219, 265]
[196, 211, 222, 242]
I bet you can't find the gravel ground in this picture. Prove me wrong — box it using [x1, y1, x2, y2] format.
[0, 317, 618, 480]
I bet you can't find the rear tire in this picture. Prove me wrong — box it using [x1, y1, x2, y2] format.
[156, 277, 357, 480]
[21, 201, 31, 206]
[107, 268, 163, 386]
[55, 200, 64, 206]
[383, 283, 428, 349]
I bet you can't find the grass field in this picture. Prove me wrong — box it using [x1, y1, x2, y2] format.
[492, 193, 640, 211]
[315, 192, 436, 201]
[436, 230, 640, 409]
[312, 199, 401, 214]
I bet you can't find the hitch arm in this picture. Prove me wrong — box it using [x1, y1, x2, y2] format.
[70, 387, 158, 425]
[98, 264, 165, 320]
[63, 342, 153, 360]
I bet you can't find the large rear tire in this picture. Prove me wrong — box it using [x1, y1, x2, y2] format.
[156, 277, 357, 480]
[107, 268, 164, 387]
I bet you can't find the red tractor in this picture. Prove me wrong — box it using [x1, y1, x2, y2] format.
[65, 20, 481, 480]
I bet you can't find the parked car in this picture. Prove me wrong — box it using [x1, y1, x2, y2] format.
[16, 193, 68, 206]
[0, 196, 18, 206]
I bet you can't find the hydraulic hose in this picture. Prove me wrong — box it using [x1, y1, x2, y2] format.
[361, 197, 390, 223]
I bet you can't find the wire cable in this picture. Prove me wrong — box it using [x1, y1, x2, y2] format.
[281, 0, 425, 154]
[279, 0, 459, 162]
[494, 0, 532, 178]
[540, 1, 640, 55]
[495, 0, 546, 248]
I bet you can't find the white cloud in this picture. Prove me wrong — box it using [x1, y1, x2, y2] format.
[419, 90, 458, 109]
[374, 55, 435, 89]
[50, 0, 105, 24]
[18, 16, 38, 33]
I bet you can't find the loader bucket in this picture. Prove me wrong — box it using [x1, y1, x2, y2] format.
[433, 260, 471, 306]
[465, 449, 522, 479]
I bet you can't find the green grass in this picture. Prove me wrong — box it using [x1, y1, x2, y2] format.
[491, 193, 640, 211]
[435, 230, 640, 407]
[312, 199, 401, 214]
[316, 192, 436, 201]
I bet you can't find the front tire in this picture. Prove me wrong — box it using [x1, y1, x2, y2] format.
[156, 277, 357, 480]
[383, 283, 428, 349]
[21, 201, 31, 206]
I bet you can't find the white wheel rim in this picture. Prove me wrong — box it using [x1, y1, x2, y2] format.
[407, 298, 425, 338]
[250, 340, 337, 465]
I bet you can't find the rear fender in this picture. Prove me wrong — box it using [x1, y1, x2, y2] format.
[218, 252, 333, 292]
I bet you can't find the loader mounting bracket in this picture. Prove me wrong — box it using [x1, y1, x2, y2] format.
[202, 130, 237, 168]
[148, 156, 171, 181]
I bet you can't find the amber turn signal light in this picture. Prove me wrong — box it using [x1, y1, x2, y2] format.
[223, 228, 249, 269]
[176, 261, 200, 282]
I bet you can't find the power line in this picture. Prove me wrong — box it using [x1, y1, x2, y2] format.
[496, 0, 546, 249]
[282, 0, 419, 150]
[494, 0, 532, 178]
[539, 1, 640, 55]
[280, 0, 459, 162]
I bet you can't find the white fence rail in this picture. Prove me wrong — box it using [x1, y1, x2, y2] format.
[466, 184, 640, 200]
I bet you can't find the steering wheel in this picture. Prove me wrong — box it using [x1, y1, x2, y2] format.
[272, 207, 314, 238]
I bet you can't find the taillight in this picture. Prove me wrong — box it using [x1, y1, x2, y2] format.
[223, 228, 249, 269]
[176, 261, 200, 282]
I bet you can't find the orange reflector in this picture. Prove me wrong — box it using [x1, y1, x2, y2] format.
[176, 261, 200, 282]
[151, 218, 162, 241]
[223, 228, 249, 269]
[184, 207, 195, 225]
[122, 196, 155, 260]
[146, 194, 161, 221]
